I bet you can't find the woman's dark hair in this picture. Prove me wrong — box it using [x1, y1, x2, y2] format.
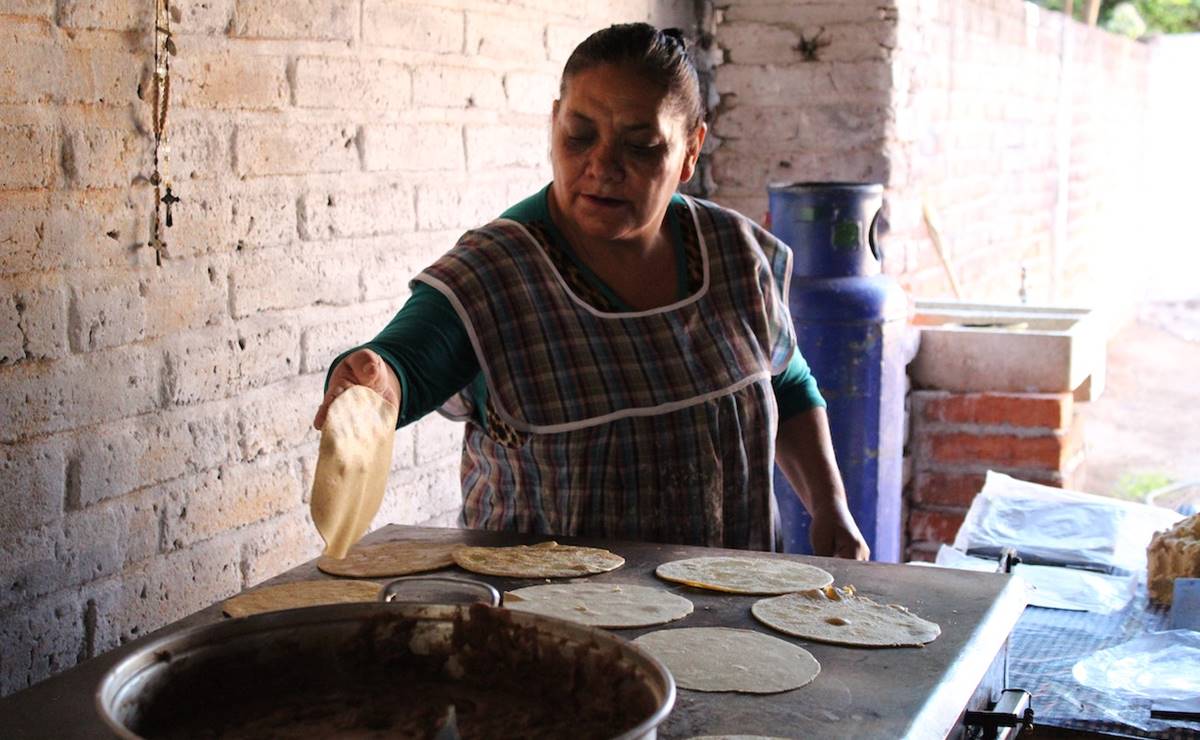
[560, 23, 704, 133]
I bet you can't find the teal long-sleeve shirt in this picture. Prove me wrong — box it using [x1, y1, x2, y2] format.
[330, 187, 827, 429]
[351, 284, 826, 429]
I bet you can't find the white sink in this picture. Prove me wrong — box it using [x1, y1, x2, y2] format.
[909, 301, 1106, 399]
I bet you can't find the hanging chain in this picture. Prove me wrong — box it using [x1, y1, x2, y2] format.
[149, 0, 176, 266]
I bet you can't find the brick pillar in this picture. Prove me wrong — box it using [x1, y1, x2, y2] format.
[905, 391, 1085, 561]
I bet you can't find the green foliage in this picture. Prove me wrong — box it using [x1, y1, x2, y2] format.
[1109, 2, 1150, 36]
[1033, 0, 1200, 35]
[1114, 471, 1175, 501]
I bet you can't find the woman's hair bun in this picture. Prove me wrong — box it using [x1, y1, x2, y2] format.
[560, 23, 704, 132]
[661, 27, 687, 50]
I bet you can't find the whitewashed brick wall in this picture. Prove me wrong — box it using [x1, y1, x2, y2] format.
[883, 0, 1150, 308]
[708, 0, 1152, 311]
[707, 1, 898, 222]
[0, 0, 696, 696]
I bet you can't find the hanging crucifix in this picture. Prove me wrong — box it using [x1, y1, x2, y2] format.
[148, 0, 175, 267]
[161, 187, 180, 227]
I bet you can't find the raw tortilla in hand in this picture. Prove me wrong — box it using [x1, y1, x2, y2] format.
[310, 385, 397, 559]
[751, 585, 941, 647]
[632, 627, 819, 693]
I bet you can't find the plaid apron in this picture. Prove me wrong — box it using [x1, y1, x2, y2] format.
[415, 196, 796, 550]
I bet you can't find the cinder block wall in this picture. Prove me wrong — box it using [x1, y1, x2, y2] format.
[0, 0, 695, 696]
[708, 0, 1151, 310]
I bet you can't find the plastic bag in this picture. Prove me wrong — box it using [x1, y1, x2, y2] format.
[1014, 562, 1135, 613]
[952, 471, 1183, 574]
[1009, 606, 1200, 733]
[1073, 630, 1200, 701]
[923, 545, 1135, 613]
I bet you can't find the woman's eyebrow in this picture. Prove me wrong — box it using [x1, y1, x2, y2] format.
[564, 111, 663, 136]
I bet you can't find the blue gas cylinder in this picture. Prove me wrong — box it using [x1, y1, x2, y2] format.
[768, 182, 909, 562]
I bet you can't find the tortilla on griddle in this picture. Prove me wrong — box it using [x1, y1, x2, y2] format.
[222, 580, 382, 618]
[632, 627, 819, 693]
[453, 541, 624, 578]
[751, 585, 941, 647]
[655, 555, 833, 595]
[316, 540, 458, 578]
[504, 582, 693, 628]
[310, 385, 397, 559]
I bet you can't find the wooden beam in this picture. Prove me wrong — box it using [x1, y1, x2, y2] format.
[1064, 0, 1075, 19]
[1085, 0, 1101, 25]
[921, 202, 965, 300]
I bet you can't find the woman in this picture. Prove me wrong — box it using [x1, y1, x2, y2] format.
[313, 24, 869, 559]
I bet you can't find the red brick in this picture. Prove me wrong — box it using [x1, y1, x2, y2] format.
[912, 471, 987, 508]
[926, 424, 1082, 471]
[908, 508, 966, 546]
[919, 392, 1072, 429]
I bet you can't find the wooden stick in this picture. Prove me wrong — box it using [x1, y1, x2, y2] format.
[922, 202, 964, 300]
[1085, 0, 1101, 25]
[1064, 0, 1075, 20]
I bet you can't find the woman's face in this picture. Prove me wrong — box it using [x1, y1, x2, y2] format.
[549, 63, 705, 247]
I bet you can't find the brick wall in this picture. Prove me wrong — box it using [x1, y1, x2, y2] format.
[0, 0, 696, 696]
[708, 0, 1152, 312]
[905, 391, 1085, 560]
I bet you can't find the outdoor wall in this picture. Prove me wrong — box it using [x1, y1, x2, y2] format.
[705, 0, 1157, 560]
[706, 1, 896, 224]
[708, 0, 1152, 313]
[0, 0, 696, 697]
[0, 0, 1173, 698]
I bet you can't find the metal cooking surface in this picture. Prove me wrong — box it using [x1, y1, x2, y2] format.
[0, 525, 1024, 739]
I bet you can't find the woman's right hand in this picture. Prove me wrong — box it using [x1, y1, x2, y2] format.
[313, 349, 401, 430]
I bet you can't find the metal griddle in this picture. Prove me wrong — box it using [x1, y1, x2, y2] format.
[0, 525, 1026, 739]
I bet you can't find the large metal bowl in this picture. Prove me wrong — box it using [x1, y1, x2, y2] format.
[96, 600, 675, 739]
